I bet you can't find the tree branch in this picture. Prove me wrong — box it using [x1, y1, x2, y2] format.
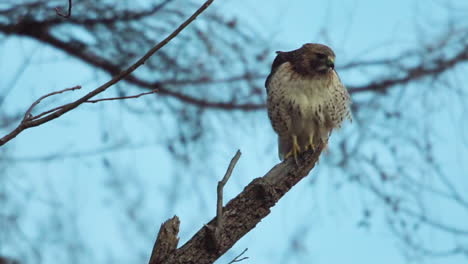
[28, 89, 158, 121]
[0, 0, 215, 147]
[22, 85, 81, 122]
[227, 248, 248, 264]
[149, 216, 180, 264]
[348, 44, 468, 94]
[0, 256, 20, 264]
[212, 150, 242, 246]
[85, 89, 158, 103]
[55, 0, 72, 18]
[158, 146, 324, 264]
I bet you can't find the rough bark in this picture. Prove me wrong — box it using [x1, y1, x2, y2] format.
[157, 146, 323, 264]
[149, 216, 180, 264]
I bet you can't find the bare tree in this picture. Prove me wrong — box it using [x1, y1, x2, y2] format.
[1, 0, 468, 263]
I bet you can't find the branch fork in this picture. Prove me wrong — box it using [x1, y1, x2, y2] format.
[205, 150, 242, 250]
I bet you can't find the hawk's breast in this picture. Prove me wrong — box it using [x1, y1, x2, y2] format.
[268, 62, 343, 126]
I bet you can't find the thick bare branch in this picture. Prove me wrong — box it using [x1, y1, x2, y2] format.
[149, 216, 180, 264]
[159, 146, 323, 264]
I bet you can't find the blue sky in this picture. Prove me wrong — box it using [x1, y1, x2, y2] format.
[1, 0, 468, 263]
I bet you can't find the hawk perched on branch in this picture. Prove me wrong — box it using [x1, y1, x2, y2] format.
[266, 43, 352, 163]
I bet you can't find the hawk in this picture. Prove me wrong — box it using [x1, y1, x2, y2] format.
[266, 43, 352, 163]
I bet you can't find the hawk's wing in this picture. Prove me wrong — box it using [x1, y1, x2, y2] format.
[265, 51, 290, 90]
[265, 48, 304, 90]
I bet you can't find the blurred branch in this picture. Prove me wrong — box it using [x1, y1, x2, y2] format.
[0, 46, 37, 108]
[348, 44, 468, 94]
[3, 141, 153, 162]
[388, 214, 468, 258]
[353, 155, 468, 259]
[3, 16, 467, 111]
[0, 256, 19, 264]
[55, 0, 72, 18]
[0, 0, 216, 147]
[360, 157, 468, 234]
[157, 146, 323, 264]
[0, 1, 174, 26]
[54, 0, 177, 26]
[0, 3, 266, 111]
[399, 207, 468, 235]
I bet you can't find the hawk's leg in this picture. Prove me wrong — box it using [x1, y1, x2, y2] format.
[306, 134, 329, 153]
[284, 135, 301, 165]
[306, 133, 316, 152]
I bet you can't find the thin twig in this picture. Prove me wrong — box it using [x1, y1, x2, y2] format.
[23, 86, 81, 121]
[227, 248, 249, 264]
[30, 102, 73, 121]
[30, 89, 157, 120]
[0, 0, 215, 147]
[85, 89, 158, 103]
[215, 150, 242, 239]
[55, 0, 72, 18]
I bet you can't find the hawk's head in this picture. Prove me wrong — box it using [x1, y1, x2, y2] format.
[279, 43, 336, 77]
[265, 43, 338, 88]
[300, 43, 335, 74]
[291, 43, 335, 75]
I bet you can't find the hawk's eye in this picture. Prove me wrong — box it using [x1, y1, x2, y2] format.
[316, 53, 327, 59]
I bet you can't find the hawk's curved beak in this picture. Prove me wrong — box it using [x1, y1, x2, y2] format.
[327, 57, 335, 69]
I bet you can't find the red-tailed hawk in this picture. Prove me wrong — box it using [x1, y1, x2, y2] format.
[266, 43, 352, 163]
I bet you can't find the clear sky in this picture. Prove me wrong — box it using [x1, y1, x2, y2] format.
[1, 0, 468, 263]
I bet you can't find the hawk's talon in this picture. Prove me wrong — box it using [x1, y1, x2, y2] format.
[292, 135, 301, 165]
[308, 143, 316, 152]
[308, 134, 316, 152]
